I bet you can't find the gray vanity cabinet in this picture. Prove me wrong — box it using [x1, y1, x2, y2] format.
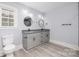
[22, 29, 50, 50]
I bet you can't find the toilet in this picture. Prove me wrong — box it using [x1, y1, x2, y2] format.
[2, 35, 16, 57]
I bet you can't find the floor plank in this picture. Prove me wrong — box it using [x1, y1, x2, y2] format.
[14, 42, 79, 57]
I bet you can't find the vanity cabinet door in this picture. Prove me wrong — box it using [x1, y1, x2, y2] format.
[41, 31, 50, 43]
[25, 33, 41, 50]
[23, 37, 27, 50]
[44, 31, 50, 42]
[33, 33, 41, 47]
[40, 32, 44, 43]
[26, 34, 34, 49]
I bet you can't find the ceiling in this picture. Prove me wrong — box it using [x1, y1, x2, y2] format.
[20, 2, 73, 14]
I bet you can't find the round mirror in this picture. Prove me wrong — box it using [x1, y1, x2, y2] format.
[24, 16, 32, 27]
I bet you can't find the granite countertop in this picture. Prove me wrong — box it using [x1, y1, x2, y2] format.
[22, 29, 50, 34]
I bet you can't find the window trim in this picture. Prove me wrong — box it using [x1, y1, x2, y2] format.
[0, 4, 17, 29]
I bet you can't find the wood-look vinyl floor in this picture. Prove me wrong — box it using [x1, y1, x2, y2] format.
[14, 42, 79, 57]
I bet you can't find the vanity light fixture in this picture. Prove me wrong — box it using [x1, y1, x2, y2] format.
[38, 14, 44, 20]
[41, 16, 44, 19]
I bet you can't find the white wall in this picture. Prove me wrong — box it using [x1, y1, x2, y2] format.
[0, 2, 44, 52]
[46, 2, 78, 49]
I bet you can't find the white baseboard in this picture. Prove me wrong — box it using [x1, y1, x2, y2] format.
[50, 40, 79, 50]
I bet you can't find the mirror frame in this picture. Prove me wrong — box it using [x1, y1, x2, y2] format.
[24, 16, 32, 27]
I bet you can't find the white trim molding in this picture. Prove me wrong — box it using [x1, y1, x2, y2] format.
[50, 40, 79, 50]
[0, 3, 17, 29]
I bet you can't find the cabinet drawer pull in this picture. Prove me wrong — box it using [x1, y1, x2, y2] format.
[33, 38, 35, 41]
[24, 37, 27, 38]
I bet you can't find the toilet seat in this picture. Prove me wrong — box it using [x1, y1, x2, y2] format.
[3, 44, 16, 54]
[3, 44, 15, 51]
[2, 35, 16, 56]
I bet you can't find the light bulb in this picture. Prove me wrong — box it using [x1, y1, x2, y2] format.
[41, 16, 44, 19]
[38, 14, 44, 19]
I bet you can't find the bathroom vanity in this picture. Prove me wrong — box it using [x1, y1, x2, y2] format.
[22, 29, 50, 50]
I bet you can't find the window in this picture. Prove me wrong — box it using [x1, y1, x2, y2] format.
[0, 5, 17, 28]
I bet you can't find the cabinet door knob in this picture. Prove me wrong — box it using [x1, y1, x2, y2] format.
[46, 34, 48, 37]
[33, 37, 35, 41]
